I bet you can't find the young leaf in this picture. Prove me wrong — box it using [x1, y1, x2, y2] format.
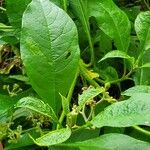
[91, 93, 150, 128]
[99, 50, 135, 65]
[60, 94, 70, 115]
[64, 133, 150, 150]
[87, 0, 131, 51]
[20, 0, 80, 112]
[15, 97, 58, 123]
[140, 62, 150, 68]
[123, 85, 150, 96]
[134, 11, 150, 85]
[78, 86, 103, 110]
[30, 128, 71, 146]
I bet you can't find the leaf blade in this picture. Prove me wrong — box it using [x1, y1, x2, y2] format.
[31, 128, 71, 146]
[65, 133, 150, 150]
[20, 0, 80, 112]
[15, 97, 58, 123]
[91, 94, 150, 128]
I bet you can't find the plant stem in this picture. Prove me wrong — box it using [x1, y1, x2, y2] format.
[62, 0, 67, 12]
[57, 68, 79, 129]
[0, 25, 13, 29]
[73, 121, 92, 132]
[133, 126, 150, 136]
[0, 6, 6, 11]
[143, 0, 150, 10]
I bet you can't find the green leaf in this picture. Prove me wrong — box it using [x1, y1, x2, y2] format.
[15, 97, 58, 123]
[20, 0, 80, 112]
[78, 86, 103, 110]
[123, 85, 150, 96]
[87, 0, 131, 51]
[69, 0, 94, 63]
[134, 11, 150, 85]
[99, 50, 135, 65]
[69, 0, 90, 44]
[30, 128, 71, 146]
[6, 0, 31, 29]
[135, 11, 150, 51]
[60, 94, 70, 115]
[0, 94, 18, 114]
[140, 62, 150, 68]
[64, 133, 150, 150]
[91, 93, 150, 128]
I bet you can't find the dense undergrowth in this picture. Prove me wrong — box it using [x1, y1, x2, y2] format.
[0, 0, 150, 149]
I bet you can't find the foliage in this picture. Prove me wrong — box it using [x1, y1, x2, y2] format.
[0, 0, 150, 149]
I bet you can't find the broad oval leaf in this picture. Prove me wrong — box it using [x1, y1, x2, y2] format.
[65, 133, 150, 150]
[87, 0, 131, 51]
[123, 85, 150, 96]
[15, 97, 58, 123]
[98, 50, 135, 65]
[91, 93, 150, 127]
[30, 128, 71, 146]
[78, 86, 103, 110]
[20, 0, 80, 112]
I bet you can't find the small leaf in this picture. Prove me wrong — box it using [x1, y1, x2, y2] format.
[99, 50, 135, 65]
[135, 11, 150, 51]
[86, 70, 99, 79]
[30, 128, 71, 146]
[64, 133, 150, 150]
[15, 97, 58, 123]
[78, 86, 103, 110]
[140, 62, 150, 68]
[123, 85, 150, 96]
[91, 93, 150, 128]
[60, 94, 70, 115]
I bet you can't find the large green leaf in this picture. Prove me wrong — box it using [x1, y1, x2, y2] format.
[134, 11, 150, 85]
[20, 0, 80, 112]
[91, 93, 150, 128]
[15, 97, 58, 123]
[87, 0, 131, 51]
[64, 133, 150, 150]
[30, 128, 71, 146]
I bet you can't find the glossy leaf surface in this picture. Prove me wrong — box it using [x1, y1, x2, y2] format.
[20, 0, 80, 112]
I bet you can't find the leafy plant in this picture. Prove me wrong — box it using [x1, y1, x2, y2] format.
[0, 0, 150, 149]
